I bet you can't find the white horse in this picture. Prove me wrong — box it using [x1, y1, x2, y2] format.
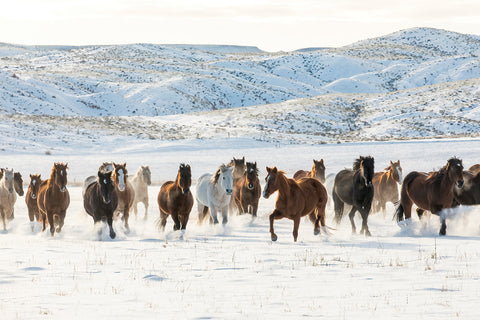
[196, 164, 233, 225]
[129, 166, 151, 220]
[0, 168, 17, 231]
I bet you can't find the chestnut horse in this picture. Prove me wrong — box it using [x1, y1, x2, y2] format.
[26, 174, 45, 231]
[37, 163, 70, 237]
[263, 167, 328, 242]
[157, 164, 193, 232]
[228, 157, 246, 214]
[83, 171, 118, 239]
[372, 160, 402, 214]
[395, 157, 464, 235]
[111, 163, 135, 232]
[293, 159, 326, 183]
[332, 156, 375, 236]
[233, 162, 261, 217]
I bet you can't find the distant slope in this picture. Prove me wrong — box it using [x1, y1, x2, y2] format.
[1, 27, 480, 117]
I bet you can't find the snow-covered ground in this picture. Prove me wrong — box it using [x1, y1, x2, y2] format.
[1, 138, 480, 319]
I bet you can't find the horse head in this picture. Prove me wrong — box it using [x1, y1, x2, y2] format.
[1, 168, 14, 194]
[214, 164, 233, 195]
[178, 164, 192, 194]
[229, 157, 246, 180]
[245, 162, 258, 190]
[263, 166, 281, 199]
[53, 162, 68, 193]
[113, 163, 127, 192]
[355, 156, 375, 188]
[28, 174, 42, 200]
[98, 171, 114, 204]
[312, 159, 326, 183]
[141, 166, 152, 186]
[446, 157, 464, 188]
[14, 172, 24, 196]
[388, 160, 403, 184]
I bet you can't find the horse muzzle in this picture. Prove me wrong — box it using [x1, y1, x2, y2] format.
[457, 180, 464, 189]
[118, 185, 126, 192]
[263, 191, 270, 199]
[225, 189, 233, 195]
[366, 181, 373, 188]
[60, 186, 67, 193]
[104, 198, 111, 204]
[182, 187, 190, 195]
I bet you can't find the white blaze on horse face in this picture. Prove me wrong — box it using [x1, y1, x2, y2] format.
[221, 168, 233, 195]
[32, 180, 36, 186]
[396, 167, 403, 183]
[263, 175, 270, 198]
[118, 169, 126, 191]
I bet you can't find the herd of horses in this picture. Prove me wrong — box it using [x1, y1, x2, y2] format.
[0, 155, 479, 241]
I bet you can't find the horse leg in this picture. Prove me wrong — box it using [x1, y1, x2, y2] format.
[348, 207, 357, 234]
[123, 205, 130, 233]
[251, 203, 258, 218]
[107, 214, 116, 239]
[47, 212, 55, 237]
[0, 209, 6, 231]
[293, 216, 301, 242]
[133, 201, 138, 219]
[209, 203, 219, 224]
[269, 209, 283, 241]
[56, 212, 65, 233]
[439, 217, 447, 236]
[416, 208, 425, 220]
[221, 207, 228, 225]
[172, 213, 181, 231]
[180, 213, 188, 230]
[143, 199, 149, 220]
[359, 210, 371, 237]
[312, 210, 320, 235]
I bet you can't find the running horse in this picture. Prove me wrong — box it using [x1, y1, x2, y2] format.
[130, 165, 151, 220]
[263, 166, 328, 242]
[157, 163, 194, 232]
[332, 156, 375, 236]
[26, 174, 44, 231]
[395, 157, 464, 235]
[233, 162, 261, 217]
[372, 160, 402, 214]
[0, 169, 17, 231]
[293, 159, 326, 183]
[37, 163, 70, 237]
[228, 157, 246, 214]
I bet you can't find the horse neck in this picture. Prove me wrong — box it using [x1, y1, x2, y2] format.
[174, 171, 182, 190]
[47, 170, 57, 189]
[276, 173, 290, 197]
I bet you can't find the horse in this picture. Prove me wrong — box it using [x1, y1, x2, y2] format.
[37, 163, 70, 236]
[228, 157, 246, 214]
[395, 157, 464, 236]
[454, 169, 480, 205]
[130, 165, 151, 220]
[102, 162, 135, 231]
[293, 159, 326, 183]
[26, 174, 45, 231]
[332, 156, 375, 236]
[372, 160, 402, 214]
[83, 171, 118, 239]
[233, 162, 261, 217]
[196, 164, 233, 225]
[0, 169, 24, 220]
[157, 164, 193, 232]
[263, 167, 328, 242]
[0, 168, 17, 231]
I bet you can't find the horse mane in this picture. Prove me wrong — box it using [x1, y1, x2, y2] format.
[245, 162, 259, 175]
[212, 164, 230, 184]
[47, 165, 57, 188]
[353, 156, 374, 171]
[426, 157, 461, 183]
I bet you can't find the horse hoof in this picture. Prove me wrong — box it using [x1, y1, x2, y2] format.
[56, 228, 62, 233]
[365, 231, 371, 237]
[314, 229, 320, 236]
[271, 234, 278, 241]
[110, 232, 116, 239]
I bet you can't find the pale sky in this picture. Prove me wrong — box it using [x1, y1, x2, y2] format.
[1, 0, 480, 52]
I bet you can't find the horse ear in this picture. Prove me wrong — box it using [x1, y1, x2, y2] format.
[30, 174, 33, 179]
[272, 167, 277, 173]
[242, 156, 245, 162]
[390, 160, 393, 165]
[123, 162, 126, 168]
[266, 167, 271, 173]
[97, 171, 103, 178]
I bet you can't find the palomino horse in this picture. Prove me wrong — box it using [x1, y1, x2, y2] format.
[233, 162, 261, 217]
[196, 164, 233, 225]
[333, 156, 375, 236]
[26, 174, 44, 231]
[37, 163, 70, 236]
[83, 171, 118, 239]
[0, 168, 17, 231]
[293, 159, 326, 183]
[454, 169, 480, 205]
[228, 157, 246, 214]
[395, 157, 464, 235]
[157, 164, 193, 232]
[263, 167, 328, 242]
[130, 165, 151, 220]
[372, 160, 402, 214]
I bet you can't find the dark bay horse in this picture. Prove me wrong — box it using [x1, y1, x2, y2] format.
[26, 174, 45, 231]
[37, 163, 70, 237]
[157, 164, 193, 232]
[395, 157, 464, 235]
[332, 156, 375, 236]
[263, 166, 328, 242]
[293, 159, 326, 183]
[372, 160, 402, 214]
[453, 168, 480, 205]
[233, 162, 261, 217]
[83, 171, 118, 239]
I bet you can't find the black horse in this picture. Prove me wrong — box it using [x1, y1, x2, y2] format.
[332, 156, 375, 236]
[83, 171, 118, 239]
[454, 169, 480, 205]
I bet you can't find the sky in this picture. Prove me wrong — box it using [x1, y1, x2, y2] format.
[1, 0, 480, 52]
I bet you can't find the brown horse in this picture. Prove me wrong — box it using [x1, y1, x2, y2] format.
[37, 163, 70, 237]
[263, 167, 328, 242]
[157, 164, 194, 232]
[228, 157, 246, 214]
[26, 174, 46, 231]
[293, 159, 326, 183]
[110, 163, 135, 232]
[395, 157, 464, 235]
[372, 160, 402, 214]
[233, 162, 261, 217]
[468, 164, 480, 173]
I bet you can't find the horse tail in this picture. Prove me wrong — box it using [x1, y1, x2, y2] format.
[394, 201, 404, 222]
[332, 188, 344, 224]
[394, 171, 420, 222]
